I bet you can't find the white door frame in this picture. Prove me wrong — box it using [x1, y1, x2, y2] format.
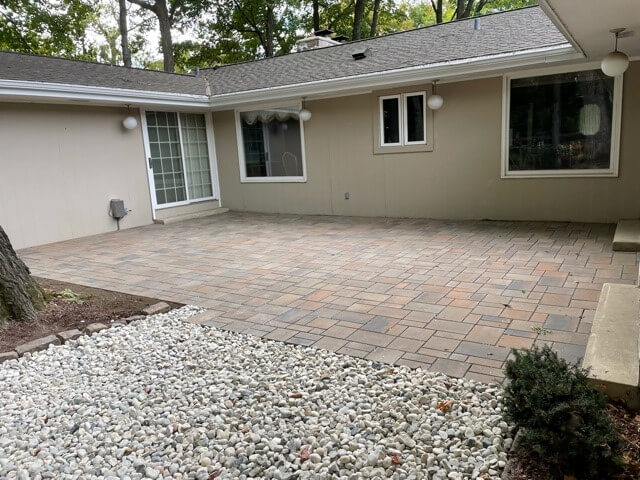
[139, 108, 222, 220]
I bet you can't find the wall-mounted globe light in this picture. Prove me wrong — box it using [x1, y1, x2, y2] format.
[122, 115, 138, 130]
[299, 108, 312, 122]
[427, 80, 443, 110]
[601, 28, 630, 77]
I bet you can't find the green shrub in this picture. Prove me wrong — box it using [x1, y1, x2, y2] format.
[503, 346, 621, 480]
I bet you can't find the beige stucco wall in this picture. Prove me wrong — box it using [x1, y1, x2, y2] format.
[215, 61, 640, 223]
[0, 103, 153, 249]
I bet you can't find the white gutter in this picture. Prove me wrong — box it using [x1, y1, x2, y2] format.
[209, 43, 581, 108]
[0, 79, 210, 108]
[0, 43, 579, 108]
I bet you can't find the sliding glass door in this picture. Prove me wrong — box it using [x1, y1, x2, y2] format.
[145, 111, 214, 206]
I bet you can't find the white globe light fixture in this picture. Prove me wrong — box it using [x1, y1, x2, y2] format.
[299, 108, 312, 122]
[601, 28, 630, 77]
[427, 80, 443, 110]
[122, 115, 138, 130]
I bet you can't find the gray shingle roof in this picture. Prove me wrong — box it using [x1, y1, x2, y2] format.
[0, 51, 206, 95]
[204, 6, 568, 96]
[0, 7, 568, 98]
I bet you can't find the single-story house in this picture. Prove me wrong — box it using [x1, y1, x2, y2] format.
[0, 1, 638, 249]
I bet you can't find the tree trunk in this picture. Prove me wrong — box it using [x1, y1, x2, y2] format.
[0, 226, 45, 324]
[352, 0, 366, 40]
[156, 0, 174, 72]
[118, 0, 132, 67]
[431, 0, 443, 24]
[370, 0, 380, 37]
[264, 4, 275, 57]
[312, 0, 320, 32]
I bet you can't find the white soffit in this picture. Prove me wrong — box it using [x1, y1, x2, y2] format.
[541, 0, 640, 59]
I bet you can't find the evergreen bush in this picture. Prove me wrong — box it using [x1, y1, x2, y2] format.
[503, 346, 621, 479]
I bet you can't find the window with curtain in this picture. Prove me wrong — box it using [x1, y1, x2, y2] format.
[238, 106, 305, 180]
[507, 69, 616, 174]
[146, 112, 214, 205]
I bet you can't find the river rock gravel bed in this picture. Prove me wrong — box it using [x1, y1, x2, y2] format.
[0, 306, 512, 480]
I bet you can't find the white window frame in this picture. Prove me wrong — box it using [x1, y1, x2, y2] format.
[140, 108, 220, 211]
[379, 92, 427, 148]
[235, 100, 307, 183]
[501, 63, 623, 179]
[403, 91, 427, 146]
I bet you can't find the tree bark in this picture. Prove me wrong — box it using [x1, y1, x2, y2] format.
[312, 0, 320, 32]
[155, 0, 175, 72]
[430, 0, 443, 24]
[264, 4, 275, 57]
[352, 0, 366, 40]
[0, 226, 45, 324]
[119, 0, 132, 67]
[370, 0, 380, 37]
[127, 0, 174, 72]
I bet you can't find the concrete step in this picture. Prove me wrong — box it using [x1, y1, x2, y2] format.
[583, 283, 640, 410]
[613, 219, 640, 252]
[154, 207, 229, 225]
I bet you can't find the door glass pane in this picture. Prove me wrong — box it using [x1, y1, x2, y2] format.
[382, 97, 400, 144]
[146, 111, 187, 204]
[179, 113, 213, 199]
[509, 69, 614, 171]
[406, 94, 425, 143]
[240, 107, 303, 177]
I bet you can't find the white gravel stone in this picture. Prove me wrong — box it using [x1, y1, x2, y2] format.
[0, 305, 512, 479]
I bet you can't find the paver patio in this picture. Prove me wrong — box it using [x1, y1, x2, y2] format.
[19, 212, 639, 383]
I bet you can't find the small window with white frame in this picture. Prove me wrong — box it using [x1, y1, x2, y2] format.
[503, 66, 623, 178]
[379, 92, 427, 147]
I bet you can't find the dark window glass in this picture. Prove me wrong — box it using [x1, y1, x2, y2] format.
[382, 97, 400, 144]
[241, 109, 303, 177]
[509, 69, 614, 171]
[406, 94, 425, 143]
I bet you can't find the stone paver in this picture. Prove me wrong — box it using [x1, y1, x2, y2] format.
[19, 212, 639, 382]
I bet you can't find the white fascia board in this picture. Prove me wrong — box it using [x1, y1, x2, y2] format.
[0, 79, 210, 108]
[0, 43, 579, 109]
[209, 43, 580, 109]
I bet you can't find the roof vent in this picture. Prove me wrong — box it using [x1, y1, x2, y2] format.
[474, 18, 480, 30]
[351, 47, 369, 60]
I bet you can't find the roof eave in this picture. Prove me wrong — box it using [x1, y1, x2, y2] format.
[0, 79, 210, 108]
[209, 43, 581, 109]
[0, 43, 580, 108]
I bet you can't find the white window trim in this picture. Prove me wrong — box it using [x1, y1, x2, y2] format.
[403, 91, 427, 146]
[501, 62, 623, 179]
[379, 92, 427, 148]
[140, 108, 220, 212]
[235, 101, 307, 183]
[379, 94, 402, 147]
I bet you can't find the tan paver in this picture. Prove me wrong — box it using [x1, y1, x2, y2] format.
[19, 212, 635, 381]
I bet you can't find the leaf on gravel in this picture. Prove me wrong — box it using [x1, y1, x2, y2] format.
[391, 454, 401, 465]
[241, 426, 250, 433]
[208, 470, 220, 479]
[300, 448, 310, 461]
[437, 400, 454, 412]
[290, 392, 303, 398]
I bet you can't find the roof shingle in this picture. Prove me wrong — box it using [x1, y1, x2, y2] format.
[0, 7, 567, 98]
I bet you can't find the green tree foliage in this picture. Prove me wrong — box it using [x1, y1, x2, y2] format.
[503, 346, 621, 480]
[0, 0, 97, 58]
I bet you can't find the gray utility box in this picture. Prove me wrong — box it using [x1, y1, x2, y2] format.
[110, 199, 128, 220]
